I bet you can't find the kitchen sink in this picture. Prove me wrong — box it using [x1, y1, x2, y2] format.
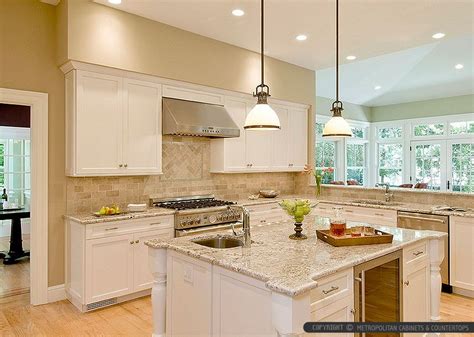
[351, 199, 403, 206]
[192, 236, 244, 249]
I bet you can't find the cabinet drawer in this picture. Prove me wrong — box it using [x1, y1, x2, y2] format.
[404, 241, 428, 265]
[310, 269, 353, 310]
[86, 215, 174, 240]
[341, 206, 397, 226]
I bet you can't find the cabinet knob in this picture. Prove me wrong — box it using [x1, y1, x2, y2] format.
[130, 241, 134, 245]
[119, 164, 123, 168]
[124, 164, 128, 168]
[250, 163, 253, 167]
[350, 309, 356, 315]
[135, 240, 139, 244]
[404, 280, 410, 286]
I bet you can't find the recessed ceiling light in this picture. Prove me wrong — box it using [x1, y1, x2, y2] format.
[432, 32, 445, 39]
[296, 34, 307, 41]
[346, 55, 356, 60]
[108, 0, 121, 4]
[232, 9, 245, 16]
[455, 64, 464, 70]
[374, 85, 382, 90]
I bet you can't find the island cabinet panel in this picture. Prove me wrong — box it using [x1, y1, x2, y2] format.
[210, 96, 309, 173]
[166, 252, 213, 337]
[450, 216, 474, 292]
[66, 215, 174, 312]
[212, 267, 274, 337]
[65, 69, 162, 176]
[316, 203, 397, 226]
[402, 241, 430, 328]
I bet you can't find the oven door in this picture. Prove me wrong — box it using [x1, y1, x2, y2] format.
[175, 222, 243, 237]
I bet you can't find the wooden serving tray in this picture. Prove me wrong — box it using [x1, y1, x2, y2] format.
[316, 229, 393, 247]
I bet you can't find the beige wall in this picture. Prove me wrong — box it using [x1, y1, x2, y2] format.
[0, 0, 66, 286]
[370, 94, 474, 122]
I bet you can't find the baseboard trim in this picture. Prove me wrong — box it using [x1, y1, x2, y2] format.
[453, 286, 474, 298]
[48, 284, 66, 303]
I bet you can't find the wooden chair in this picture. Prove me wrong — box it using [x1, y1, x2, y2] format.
[414, 183, 428, 189]
[398, 184, 413, 188]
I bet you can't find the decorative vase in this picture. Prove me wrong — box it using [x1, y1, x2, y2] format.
[315, 175, 322, 197]
[289, 222, 307, 240]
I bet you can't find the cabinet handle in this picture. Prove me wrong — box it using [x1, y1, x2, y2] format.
[124, 164, 128, 168]
[271, 206, 279, 210]
[404, 280, 410, 286]
[413, 251, 424, 256]
[130, 241, 134, 245]
[374, 213, 385, 216]
[150, 222, 161, 226]
[260, 219, 266, 223]
[119, 164, 123, 168]
[322, 285, 339, 295]
[250, 163, 253, 167]
[105, 227, 119, 231]
[344, 210, 353, 213]
[135, 240, 139, 244]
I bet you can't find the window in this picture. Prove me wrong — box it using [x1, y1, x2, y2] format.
[315, 122, 337, 183]
[378, 144, 403, 186]
[413, 123, 445, 137]
[413, 143, 442, 190]
[450, 121, 474, 135]
[378, 127, 402, 139]
[450, 142, 473, 192]
[346, 143, 366, 185]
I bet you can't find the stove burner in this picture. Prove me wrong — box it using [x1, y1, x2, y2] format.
[156, 198, 235, 211]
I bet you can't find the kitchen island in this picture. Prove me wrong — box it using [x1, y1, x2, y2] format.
[146, 217, 446, 337]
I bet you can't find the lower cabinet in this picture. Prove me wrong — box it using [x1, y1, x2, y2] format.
[66, 215, 174, 312]
[246, 202, 286, 225]
[311, 297, 354, 337]
[450, 216, 474, 292]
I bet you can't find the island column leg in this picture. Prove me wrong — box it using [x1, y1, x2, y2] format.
[149, 247, 168, 337]
[429, 237, 444, 321]
[271, 292, 310, 336]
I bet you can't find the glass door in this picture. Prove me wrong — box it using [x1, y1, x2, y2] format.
[447, 139, 474, 193]
[410, 140, 447, 190]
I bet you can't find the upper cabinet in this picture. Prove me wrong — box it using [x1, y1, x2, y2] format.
[210, 97, 308, 173]
[65, 69, 162, 176]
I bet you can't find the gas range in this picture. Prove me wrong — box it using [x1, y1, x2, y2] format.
[150, 195, 241, 232]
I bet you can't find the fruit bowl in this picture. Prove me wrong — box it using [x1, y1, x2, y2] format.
[93, 205, 122, 217]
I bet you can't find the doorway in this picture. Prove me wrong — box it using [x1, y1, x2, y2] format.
[0, 103, 31, 297]
[0, 88, 48, 305]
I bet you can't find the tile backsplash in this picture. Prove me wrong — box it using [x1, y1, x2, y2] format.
[66, 136, 297, 214]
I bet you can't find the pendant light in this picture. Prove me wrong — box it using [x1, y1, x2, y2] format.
[244, 0, 280, 130]
[322, 0, 352, 138]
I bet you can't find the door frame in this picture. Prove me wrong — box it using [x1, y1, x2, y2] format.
[0, 88, 49, 305]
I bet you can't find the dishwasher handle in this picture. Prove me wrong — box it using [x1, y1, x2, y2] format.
[398, 214, 446, 224]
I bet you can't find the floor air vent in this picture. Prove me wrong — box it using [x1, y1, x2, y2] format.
[86, 298, 117, 311]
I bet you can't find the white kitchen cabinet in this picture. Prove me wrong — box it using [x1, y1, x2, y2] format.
[311, 297, 354, 337]
[66, 215, 174, 312]
[245, 202, 287, 225]
[210, 96, 309, 173]
[450, 216, 474, 292]
[403, 242, 430, 331]
[316, 202, 397, 227]
[65, 69, 162, 176]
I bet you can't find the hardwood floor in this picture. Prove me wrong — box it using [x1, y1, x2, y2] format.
[0, 235, 30, 298]
[0, 292, 472, 336]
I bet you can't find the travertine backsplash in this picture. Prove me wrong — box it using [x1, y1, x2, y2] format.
[66, 136, 297, 214]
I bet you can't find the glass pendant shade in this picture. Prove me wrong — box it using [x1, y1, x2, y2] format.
[322, 116, 352, 137]
[244, 101, 280, 130]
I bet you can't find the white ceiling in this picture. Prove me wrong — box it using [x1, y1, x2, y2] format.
[317, 35, 474, 106]
[95, 0, 474, 106]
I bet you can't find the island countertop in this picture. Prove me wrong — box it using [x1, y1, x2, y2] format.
[146, 217, 446, 297]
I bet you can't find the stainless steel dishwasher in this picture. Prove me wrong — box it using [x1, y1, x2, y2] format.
[397, 211, 451, 292]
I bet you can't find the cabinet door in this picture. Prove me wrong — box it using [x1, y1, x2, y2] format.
[223, 97, 247, 171]
[122, 79, 162, 174]
[76, 71, 124, 175]
[245, 104, 272, 170]
[403, 263, 430, 332]
[133, 228, 173, 292]
[311, 297, 353, 337]
[85, 234, 134, 304]
[288, 108, 308, 171]
[450, 216, 474, 291]
[271, 105, 290, 170]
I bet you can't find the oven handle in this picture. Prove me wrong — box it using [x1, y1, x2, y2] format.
[398, 214, 446, 224]
[175, 222, 243, 237]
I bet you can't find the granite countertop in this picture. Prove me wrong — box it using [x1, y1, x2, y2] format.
[317, 199, 474, 218]
[145, 216, 446, 297]
[64, 207, 175, 225]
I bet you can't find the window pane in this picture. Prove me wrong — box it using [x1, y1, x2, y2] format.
[450, 121, 474, 135]
[315, 122, 325, 137]
[414, 144, 441, 190]
[315, 140, 336, 184]
[451, 142, 473, 192]
[347, 144, 365, 167]
[414, 123, 444, 136]
[378, 127, 402, 139]
[378, 143, 403, 186]
[351, 127, 365, 139]
[347, 168, 364, 185]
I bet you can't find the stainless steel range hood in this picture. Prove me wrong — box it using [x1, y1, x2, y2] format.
[162, 97, 240, 138]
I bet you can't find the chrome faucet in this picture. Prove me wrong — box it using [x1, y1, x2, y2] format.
[377, 183, 394, 202]
[229, 205, 251, 248]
